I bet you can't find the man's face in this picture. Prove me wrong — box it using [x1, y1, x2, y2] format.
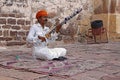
[38, 16, 48, 25]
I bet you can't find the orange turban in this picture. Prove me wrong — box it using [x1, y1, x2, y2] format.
[36, 10, 48, 19]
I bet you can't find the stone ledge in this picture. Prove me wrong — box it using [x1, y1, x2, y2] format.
[6, 41, 26, 46]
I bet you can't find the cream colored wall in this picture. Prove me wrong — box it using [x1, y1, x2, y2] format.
[116, 14, 120, 33]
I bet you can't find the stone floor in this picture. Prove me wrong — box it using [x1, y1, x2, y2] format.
[0, 41, 120, 80]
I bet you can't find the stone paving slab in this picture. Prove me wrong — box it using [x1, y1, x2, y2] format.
[96, 65, 120, 75]
[0, 67, 46, 80]
[100, 75, 120, 80]
[0, 76, 18, 80]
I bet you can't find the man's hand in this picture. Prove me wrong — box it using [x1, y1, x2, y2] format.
[56, 24, 62, 33]
[45, 33, 51, 39]
[38, 36, 46, 42]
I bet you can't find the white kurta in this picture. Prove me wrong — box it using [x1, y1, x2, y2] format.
[26, 23, 67, 60]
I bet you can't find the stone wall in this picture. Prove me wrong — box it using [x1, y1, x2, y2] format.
[0, 13, 31, 46]
[0, 0, 93, 45]
[116, 14, 120, 33]
[0, 0, 120, 46]
[0, 0, 31, 46]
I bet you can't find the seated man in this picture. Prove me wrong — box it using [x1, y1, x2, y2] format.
[26, 10, 67, 61]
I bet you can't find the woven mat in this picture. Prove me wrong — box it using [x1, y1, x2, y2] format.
[0, 53, 103, 77]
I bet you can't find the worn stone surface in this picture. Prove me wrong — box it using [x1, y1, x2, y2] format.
[100, 75, 120, 80]
[0, 41, 120, 80]
[0, 67, 46, 80]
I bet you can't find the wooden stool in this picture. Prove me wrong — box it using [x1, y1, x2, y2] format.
[87, 27, 108, 44]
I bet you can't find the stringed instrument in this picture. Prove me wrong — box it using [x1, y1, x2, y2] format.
[47, 6, 83, 34]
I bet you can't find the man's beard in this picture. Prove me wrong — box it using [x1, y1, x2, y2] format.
[44, 18, 48, 22]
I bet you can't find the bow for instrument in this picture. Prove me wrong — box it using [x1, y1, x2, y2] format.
[47, 6, 83, 34]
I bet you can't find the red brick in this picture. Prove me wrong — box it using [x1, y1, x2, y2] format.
[11, 26, 21, 30]
[26, 20, 31, 25]
[0, 37, 5, 41]
[17, 19, 25, 25]
[2, 25, 11, 29]
[6, 41, 26, 46]
[6, 37, 13, 41]
[3, 30, 9, 37]
[0, 13, 8, 17]
[0, 37, 12, 41]
[16, 13, 24, 18]
[7, 18, 16, 25]
[10, 31, 17, 37]
[0, 18, 6, 24]
[9, 13, 16, 17]
[0, 30, 2, 36]
[23, 37, 27, 41]
[17, 31, 26, 36]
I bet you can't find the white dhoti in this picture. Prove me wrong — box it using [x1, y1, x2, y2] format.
[34, 47, 66, 60]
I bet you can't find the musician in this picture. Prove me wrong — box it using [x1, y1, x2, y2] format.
[26, 10, 67, 61]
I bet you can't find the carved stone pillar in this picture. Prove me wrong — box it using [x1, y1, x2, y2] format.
[102, 0, 116, 13]
[116, 0, 120, 13]
[102, 0, 109, 13]
[110, 0, 116, 13]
